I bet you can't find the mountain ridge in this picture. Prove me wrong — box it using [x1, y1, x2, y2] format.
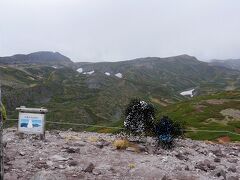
[0, 51, 73, 67]
[1, 52, 240, 141]
[210, 59, 240, 71]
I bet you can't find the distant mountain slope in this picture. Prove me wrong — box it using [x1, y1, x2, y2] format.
[0, 51, 73, 67]
[210, 59, 240, 71]
[77, 55, 240, 94]
[2, 53, 240, 133]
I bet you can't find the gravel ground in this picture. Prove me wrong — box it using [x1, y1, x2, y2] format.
[2, 128, 240, 180]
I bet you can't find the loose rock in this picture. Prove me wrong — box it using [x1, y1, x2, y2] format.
[228, 176, 239, 180]
[30, 170, 67, 180]
[228, 158, 238, 163]
[214, 158, 221, 163]
[228, 166, 237, 173]
[50, 155, 68, 161]
[214, 169, 227, 180]
[83, 162, 95, 173]
[68, 160, 78, 166]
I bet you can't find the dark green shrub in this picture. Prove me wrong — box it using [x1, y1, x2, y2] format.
[124, 99, 155, 136]
[155, 116, 184, 149]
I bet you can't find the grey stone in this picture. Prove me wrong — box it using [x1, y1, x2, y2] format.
[146, 146, 156, 154]
[102, 141, 111, 147]
[68, 160, 78, 166]
[19, 151, 26, 156]
[126, 147, 136, 152]
[46, 161, 54, 166]
[185, 165, 190, 171]
[83, 162, 95, 173]
[175, 152, 188, 161]
[196, 148, 208, 155]
[214, 169, 227, 180]
[175, 166, 182, 171]
[3, 141, 7, 147]
[229, 152, 238, 157]
[204, 159, 216, 170]
[92, 169, 102, 175]
[4, 165, 10, 171]
[74, 141, 86, 146]
[228, 159, 238, 163]
[65, 147, 80, 153]
[228, 166, 237, 173]
[161, 175, 171, 180]
[212, 149, 223, 157]
[30, 170, 67, 180]
[58, 165, 65, 169]
[195, 162, 208, 172]
[50, 155, 68, 161]
[138, 144, 146, 152]
[227, 176, 239, 180]
[95, 142, 104, 149]
[34, 161, 49, 169]
[195, 159, 215, 172]
[214, 158, 221, 163]
[4, 172, 18, 180]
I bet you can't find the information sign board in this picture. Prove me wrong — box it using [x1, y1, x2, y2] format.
[18, 112, 45, 134]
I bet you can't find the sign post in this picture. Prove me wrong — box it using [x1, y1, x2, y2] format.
[0, 84, 4, 180]
[16, 106, 48, 140]
[0, 111, 3, 180]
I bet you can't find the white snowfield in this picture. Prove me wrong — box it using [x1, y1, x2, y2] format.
[180, 89, 195, 97]
[105, 72, 111, 76]
[115, 73, 123, 78]
[52, 66, 58, 69]
[83, 70, 95, 75]
[77, 68, 83, 73]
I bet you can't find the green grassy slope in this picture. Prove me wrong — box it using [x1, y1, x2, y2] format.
[1, 54, 240, 141]
[157, 91, 240, 141]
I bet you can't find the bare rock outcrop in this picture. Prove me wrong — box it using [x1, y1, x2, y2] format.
[2, 128, 240, 180]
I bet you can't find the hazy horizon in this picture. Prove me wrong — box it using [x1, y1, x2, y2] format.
[1, 0, 240, 62]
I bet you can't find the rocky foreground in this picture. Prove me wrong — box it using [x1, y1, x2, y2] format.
[2, 128, 240, 180]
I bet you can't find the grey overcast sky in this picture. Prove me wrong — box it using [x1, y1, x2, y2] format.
[0, 0, 240, 62]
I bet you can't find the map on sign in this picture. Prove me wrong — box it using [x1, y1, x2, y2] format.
[18, 112, 44, 134]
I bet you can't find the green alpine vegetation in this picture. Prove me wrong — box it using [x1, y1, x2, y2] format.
[158, 91, 240, 141]
[1, 51, 240, 141]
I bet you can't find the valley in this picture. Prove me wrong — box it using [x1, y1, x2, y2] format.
[1, 52, 240, 141]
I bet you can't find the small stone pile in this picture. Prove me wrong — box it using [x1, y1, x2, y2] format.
[2, 128, 240, 180]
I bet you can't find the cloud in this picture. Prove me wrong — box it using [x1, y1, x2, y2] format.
[1, 0, 240, 61]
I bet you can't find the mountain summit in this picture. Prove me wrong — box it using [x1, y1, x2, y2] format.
[0, 51, 73, 66]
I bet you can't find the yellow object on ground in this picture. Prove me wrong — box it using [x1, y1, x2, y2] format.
[113, 139, 130, 149]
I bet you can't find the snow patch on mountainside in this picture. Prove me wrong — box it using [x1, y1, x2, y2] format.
[83, 70, 95, 75]
[105, 72, 111, 76]
[180, 89, 195, 97]
[77, 68, 83, 73]
[115, 73, 122, 78]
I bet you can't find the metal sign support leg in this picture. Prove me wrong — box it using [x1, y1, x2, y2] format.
[0, 112, 4, 180]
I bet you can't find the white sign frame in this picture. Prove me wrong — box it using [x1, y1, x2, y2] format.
[18, 112, 45, 134]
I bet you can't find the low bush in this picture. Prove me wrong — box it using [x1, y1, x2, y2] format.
[124, 99, 185, 149]
[154, 116, 184, 149]
[124, 99, 155, 136]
